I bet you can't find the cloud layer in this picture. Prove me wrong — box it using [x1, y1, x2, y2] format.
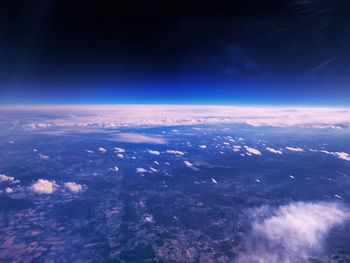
[3, 105, 350, 130]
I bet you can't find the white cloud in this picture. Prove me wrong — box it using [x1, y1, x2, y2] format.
[245, 147, 262, 156]
[334, 152, 350, 161]
[199, 144, 207, 149]
[31, 179, 57, 194]
[184, 161, 193, 168]
[111, 166, 119, 172]
[112, 133, 166, 144]
[0, 174, 14, 183]
[286, 147, 304, 152]
[136, 168, 147, 173]
[266, 147, 283, 154]
[114, 147, 125, 153]
[211, 178, 218, 184]
[9, 105, 350, 130]
[166, 150, 185, 156]
[149, 167, 158, 173]
[238, 202, 349, 263]
[116, 154, 124, 158]
[98, 147, 107, 153]
[232, 145, 241, 152]
[320, 150, 350, 162]
[64, 182, 84, 193]
[142, 214, 155, 223]
[148, 150, 160, 156]
[38, 153, 50, 160]
[5, 187, 14, 194]
[183, 160, 200, 171]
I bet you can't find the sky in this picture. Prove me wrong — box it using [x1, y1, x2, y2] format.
[0, 0, 350, 105]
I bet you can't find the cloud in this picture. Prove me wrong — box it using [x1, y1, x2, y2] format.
[116, 153, 124, 158]
[166, 150, 185, 156]
[184, 160, 193, 168]
[136, 168, 147, 173]
[238, 202, 349, 263]
[5, 187, 14, 194]
[183, 160, 200, 171]
[38, 153, 50, 160]
[245, 147, 262, 156]
[286, 147, 304, 152]
[112, 133, 166, 144]
[320, 150, 350, 161]
[149, 167, 158, 173]
[64, 182, 84, 193]
[98, 147, 107, 153]
[6, 105, 350, 130]
[199, 144, 207, 149]
[0, 174, 14, 183]
[31, 179, 57, 194]
[148, 150, 160, 156]
[333, 152, 350, 161]
[114, 147, 125, 153]
[266, 147, 283, 154]
[232, 145, 241, 152]
[111, 166, 119, 172]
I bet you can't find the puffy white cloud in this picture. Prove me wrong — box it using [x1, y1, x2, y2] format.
[266, 147, 283, 154]
[136, 168, 147, 173]
[116, 154, 124, 158]
[238, 202, 349, 263]
[245, 147, 262, 156]
[232, 145, 241, 152]
[114, 147, 125, 153]
[166, 150, 185, 156]
[142, 214, 155, 223]
[98, 147, 107, 153]
[5, 187, 14, 194]
[184, 161, 193, 168]
[334, 152, 350, 161]
[0, 174, 14, 183]
[31, 179, 57, 194]
[64, 182, 84, 193]
[199, 144, 207, 149]
[148, 150, 160, 156]
[286, 147, 304, 152]
[183, 161, 200, 171]
[320, 150, 350, 161]
[111, 166, 119, 172]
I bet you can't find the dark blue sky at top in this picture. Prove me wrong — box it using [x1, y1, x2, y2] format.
[0, 0, 350, 105]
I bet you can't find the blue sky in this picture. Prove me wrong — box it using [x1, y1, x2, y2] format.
[0, 1, 349, 106]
